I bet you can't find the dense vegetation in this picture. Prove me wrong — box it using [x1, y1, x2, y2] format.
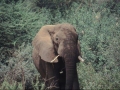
[0, 0, 120, 89]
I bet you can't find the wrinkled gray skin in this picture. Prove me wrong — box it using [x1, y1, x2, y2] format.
[32, 23, 81, 90]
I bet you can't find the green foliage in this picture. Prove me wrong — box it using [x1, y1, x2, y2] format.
[78, 63, 106, 89]
[106, 0, 120, 15]
[0, 80, 23, 90]
[78, 63, 120, 89]
[0, 0, 51, 48]
[0, 0, 52, 63]
[0, 43, 41, 89]
[36, 0, 73, 9]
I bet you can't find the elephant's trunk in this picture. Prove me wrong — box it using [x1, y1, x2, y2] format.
[64, 45, 78, 89]
[65, 59, 76, 89]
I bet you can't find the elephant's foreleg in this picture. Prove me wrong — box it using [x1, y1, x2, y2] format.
[59, 69, 66, 89]
[44, 62, 60, 90]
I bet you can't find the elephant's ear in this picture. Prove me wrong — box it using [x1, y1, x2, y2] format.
[77, 41, 82, 56]
[32, 25, 58, 63]
[76, 40, 82, 63]
[77, 40, 84, 62]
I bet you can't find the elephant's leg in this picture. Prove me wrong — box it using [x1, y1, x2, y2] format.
[72, 70, 80, 90]
[59, 69, 66, 89]
[44, 62, 60, 90]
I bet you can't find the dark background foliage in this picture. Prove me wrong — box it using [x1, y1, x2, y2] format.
[0, 0, 120, 89]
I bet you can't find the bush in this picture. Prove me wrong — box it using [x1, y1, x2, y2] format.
[0, 0, 52, 64]
[0, 0, 52, 48]
[78, 63, 107, 89]
[0, 43, 42, 90]
[78, 62, 120, 89]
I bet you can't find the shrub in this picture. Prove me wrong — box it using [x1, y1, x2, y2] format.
[77, 63, 107, 89]
[0, 0, 52, 48]
[0, 0, 52, 64]
[78, 62, 120, 89]
[0, 43, 42, 90]
[0, 80, 23, 90]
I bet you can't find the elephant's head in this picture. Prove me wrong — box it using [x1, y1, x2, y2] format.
[32, 23, 84, 89]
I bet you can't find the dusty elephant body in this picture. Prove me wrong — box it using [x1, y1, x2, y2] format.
[32, 23, 83, 89]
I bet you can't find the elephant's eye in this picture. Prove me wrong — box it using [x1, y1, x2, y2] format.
[56, 37, 58, 41]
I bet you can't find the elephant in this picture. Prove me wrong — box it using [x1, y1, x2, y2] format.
[32, 23, 84, 90]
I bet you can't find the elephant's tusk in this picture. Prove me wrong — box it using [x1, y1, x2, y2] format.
[78, 56, 84, 62]
[60, 71, 63, 74]
[51, 55, 60, 63]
